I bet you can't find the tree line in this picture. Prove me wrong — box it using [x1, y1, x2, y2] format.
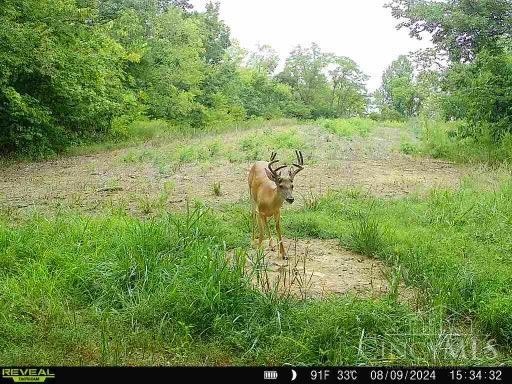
[0, 0, 369, 157]
[1, 0, 511, 157]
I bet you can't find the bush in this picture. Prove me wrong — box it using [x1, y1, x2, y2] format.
[0, 0, 133, 157]
[412, 119, 512, 164]
[443, 50, 512, 142]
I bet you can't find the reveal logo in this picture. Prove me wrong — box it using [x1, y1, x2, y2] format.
[2, 368, 55, 383]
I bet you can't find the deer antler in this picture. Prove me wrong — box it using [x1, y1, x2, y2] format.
[268, 152, 287, 178]
[290, 150, 304, 179]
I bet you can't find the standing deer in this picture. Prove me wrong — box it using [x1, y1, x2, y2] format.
[248, 150, 304, 259]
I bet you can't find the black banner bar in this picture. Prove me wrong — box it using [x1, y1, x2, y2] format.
[0, 367, 509, 384]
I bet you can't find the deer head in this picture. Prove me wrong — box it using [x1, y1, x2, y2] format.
[265, 150, 304, 204]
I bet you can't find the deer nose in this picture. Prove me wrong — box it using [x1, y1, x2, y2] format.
[286, 197, 294, 204]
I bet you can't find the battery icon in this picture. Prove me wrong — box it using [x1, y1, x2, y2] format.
[264, 371, 278, 380]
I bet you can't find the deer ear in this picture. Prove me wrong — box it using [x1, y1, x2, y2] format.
[265, 168, 276, 182]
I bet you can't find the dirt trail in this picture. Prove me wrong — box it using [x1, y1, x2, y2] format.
[0, 123, 471, 299]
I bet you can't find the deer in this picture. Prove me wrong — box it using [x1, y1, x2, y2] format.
[248, 150, 304, 259]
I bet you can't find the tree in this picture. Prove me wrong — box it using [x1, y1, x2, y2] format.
[387, 0, 512, 140]
[277, 43, 331, 117]
[277, 43, 369, 118]
[386, 0, 512, 62]
[140, 7, 205, 124]
[443, 49, 512, 140]
[247, 44, 280, 75]
[98, 0, 193, 21]
[0, 0, 131, 156]
[376, 55, 418, 119]
[327, 56, 369, 117]
[195, 2, 245, 125]
[198, 2, 231, 66]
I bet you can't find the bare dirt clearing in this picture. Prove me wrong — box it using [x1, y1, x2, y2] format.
[1, 124, 470, 214]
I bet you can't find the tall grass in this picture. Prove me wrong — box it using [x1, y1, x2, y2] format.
[400, 119, 512, 164]
[318, 117, 378, 137]
[65, 118, 298, 159]
[278, 182, 512, 346]
[237, 127, 306, 162]
[0, 206, 506, 365]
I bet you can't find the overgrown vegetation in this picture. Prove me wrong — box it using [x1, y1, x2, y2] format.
[2, 0, 512, 368]
[0, 206, 508, 365]
[376, 0, 512, 161]
[400, 119, 512, 164]
[319, 118, 377, 138]
[274, 182, 512, 346]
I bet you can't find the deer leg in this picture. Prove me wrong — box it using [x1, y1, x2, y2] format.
[266, 220, 275, 250]
[274, 212, 286, 259]
[257, 214, 265, 249]
[251, 202, 257, 241]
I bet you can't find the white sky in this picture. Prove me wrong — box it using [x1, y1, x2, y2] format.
[190, 0, 432, 91]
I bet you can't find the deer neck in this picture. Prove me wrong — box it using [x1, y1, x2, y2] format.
[271, 184, 284, 207]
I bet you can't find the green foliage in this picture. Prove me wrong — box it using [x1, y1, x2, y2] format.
[0, 1, 305, 158]
[386, 0, 512, 62]
[328, 56, 369, 117]
[400, 141, 420, 156]
[112, 119, 177, 141]
[212, 181, 221, 196]
[443, 49, 512, 141]
[348, 213, 386, 257]
[238, 128, 306, 161]
[374, 55, 418, 120]
[407, 119, 512, 164]
[0, 1, 375, 158]
[319, 118, 377, 137]
[387, 0, 512, 159]
[141, 8, 205, 124]
[239, 69, 298, 119]
[247, 44, 280, 75]
[0, 0, 132, 157]
[277, 43, 369, 119]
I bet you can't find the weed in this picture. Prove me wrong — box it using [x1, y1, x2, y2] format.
[213, 181, 222, 196]
[400, 141, 419, 155]
[163, 180, 175, 195]
[302, 189, 323, 211]
[348, 213, 385, 258]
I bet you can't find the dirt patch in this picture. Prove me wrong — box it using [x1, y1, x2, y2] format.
[0, 124, 473, 215]
[245, 237, 414, 301]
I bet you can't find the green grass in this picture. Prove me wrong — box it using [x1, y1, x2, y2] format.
[264, 181, 512, 346]
[118, 121, 304, 172]
[318, 118, 378, 138]
[237, 127, 307, 162]
[0, 205, 507, 365]
[3, 119, 512, 366]
[401, 119, 512, 164]
[121, 140, 225, 174]
[380, 120, 408, 129]
[64, 118, 298, 159]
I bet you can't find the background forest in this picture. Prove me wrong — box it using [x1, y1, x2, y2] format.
[1, 0, 510, 159]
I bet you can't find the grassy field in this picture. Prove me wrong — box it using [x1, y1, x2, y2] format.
[1, 118, 512, 365]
